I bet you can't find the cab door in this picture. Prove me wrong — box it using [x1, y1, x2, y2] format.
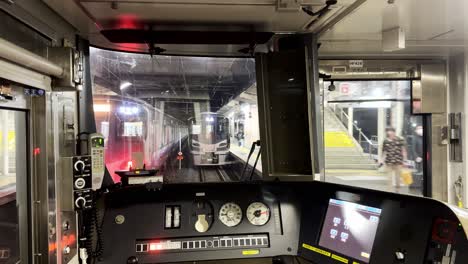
[0, 85, 31, 264]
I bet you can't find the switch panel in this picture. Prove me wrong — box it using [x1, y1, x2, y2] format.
[164, 205, 181, 229]
[136, 234, 269, 253]
[72, 156, 93, 210]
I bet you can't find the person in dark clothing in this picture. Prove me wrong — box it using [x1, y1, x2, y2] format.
[381, 127, 407, 188]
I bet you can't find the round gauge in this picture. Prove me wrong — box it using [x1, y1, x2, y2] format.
[218, 202, 243, 227]
[246, 202, 270, 226]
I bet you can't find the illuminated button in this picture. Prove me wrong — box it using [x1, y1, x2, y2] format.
[170, 241, 181, 249]
[257, 238, 262, 245]
[246, 239, 251, 246]
[213, 240, 219, 248]
[226, 239, 232, 247]
[262, 238, 268, 245]
[149, 243, 159, 251]
[188, 242, 194, 249]
[240, 239, 245, 246]
[200, 241, 206, 248]
[233, 239, 239, 246]
[182, 242, 188, 249]
[142, 244, 148, 252]
[252, 239, 257, 246]
[220, 240, 226, 247]
[207, 241, 213, 248]
[136, 244, 142, 252]
[194, 241, 200, 248]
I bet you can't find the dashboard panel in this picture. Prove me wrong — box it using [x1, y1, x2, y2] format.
[97, 181, 468, 264]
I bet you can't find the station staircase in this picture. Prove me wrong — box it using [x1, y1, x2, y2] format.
[324, 107, 378, 172]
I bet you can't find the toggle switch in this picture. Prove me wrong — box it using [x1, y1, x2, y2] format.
[173, 206, 181, 228]
[165, 205, 181, 229]
[165, 207, 172, 228]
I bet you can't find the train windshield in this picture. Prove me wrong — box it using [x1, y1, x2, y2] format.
[190, 114, 229, 144]
[90, 47, 261, 183]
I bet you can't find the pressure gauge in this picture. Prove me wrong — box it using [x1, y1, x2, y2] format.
[219, 202, 242, 227]
[246, 202, 270, 226]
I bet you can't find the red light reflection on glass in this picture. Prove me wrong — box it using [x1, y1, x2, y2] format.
[128, 161, 133, 170]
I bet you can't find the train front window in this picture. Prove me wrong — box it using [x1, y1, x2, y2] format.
[90, 47, 260, 183]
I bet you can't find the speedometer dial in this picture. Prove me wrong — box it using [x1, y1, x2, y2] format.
[218, 202, 242, 227]
[246, 202, 270, 226]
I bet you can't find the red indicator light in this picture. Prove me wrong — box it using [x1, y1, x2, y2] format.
[149, 243, 163, 251]
[33, 147, 41, 156]
[149, 244, 157, 251]
[149, 242, 164, 251]
[115, 14, 140, 29]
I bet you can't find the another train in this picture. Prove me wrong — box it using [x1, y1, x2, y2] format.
[93, 95, 188, 181]
[188, 112, 231, 166]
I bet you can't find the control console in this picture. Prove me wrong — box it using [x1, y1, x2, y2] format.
[94, 182, 468, 264]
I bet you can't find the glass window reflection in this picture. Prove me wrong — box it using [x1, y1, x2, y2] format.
[323, 80, 424, 196]
[90, 48, 261, 183]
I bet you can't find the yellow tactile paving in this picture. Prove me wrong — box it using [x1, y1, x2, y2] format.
[324, 131, 355, 147]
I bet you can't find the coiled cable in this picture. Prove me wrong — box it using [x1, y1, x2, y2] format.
[84, 194, 104, 262]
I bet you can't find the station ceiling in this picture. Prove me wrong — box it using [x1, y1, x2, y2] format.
[319, 0, 468, 57]
[91, 48, 256, 121]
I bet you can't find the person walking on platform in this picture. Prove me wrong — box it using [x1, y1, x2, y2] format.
[380, 127, 407, 189]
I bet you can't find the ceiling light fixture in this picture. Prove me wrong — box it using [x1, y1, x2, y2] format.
[120, 81, 132, 90]
[382, 0, 405, 52]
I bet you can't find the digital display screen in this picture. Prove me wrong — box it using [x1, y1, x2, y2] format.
[319, 199, 382, 263]
[123, 122, 143, 137]
[92, 137, 104, 148]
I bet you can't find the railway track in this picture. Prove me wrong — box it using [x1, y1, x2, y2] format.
[198, 167, 230, 182]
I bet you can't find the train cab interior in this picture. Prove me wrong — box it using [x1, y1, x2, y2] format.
[0, 0, 468, 264]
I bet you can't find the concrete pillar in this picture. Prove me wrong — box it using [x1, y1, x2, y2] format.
[347, 107, 354, 136]
[202, 101, 210, 113]
[157, 102, 165, 148]
[1, 111, 9, 176]
[391, 102, 404, 136]
[377, 107, 386, 159]
[193, 102, 201, 123]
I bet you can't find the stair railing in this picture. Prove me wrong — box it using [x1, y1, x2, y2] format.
[329, 106, 377, 159]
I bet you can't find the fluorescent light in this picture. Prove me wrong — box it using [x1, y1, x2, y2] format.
[119, 106, 139, 115]
[94, 104, 111, 112]
[120, 81, 132, 90]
